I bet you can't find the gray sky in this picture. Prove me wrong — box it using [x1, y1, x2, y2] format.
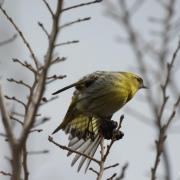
[0, 0, 180, 180]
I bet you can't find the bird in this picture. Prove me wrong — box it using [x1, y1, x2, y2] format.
[52, 71, 147, 172]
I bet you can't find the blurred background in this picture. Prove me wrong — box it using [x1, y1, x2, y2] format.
[0, 0, 180, 180]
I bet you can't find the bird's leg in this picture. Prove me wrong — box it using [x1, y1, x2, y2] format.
[84, 117, 95, 140]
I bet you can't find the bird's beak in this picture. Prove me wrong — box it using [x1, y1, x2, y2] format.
[140, 84, 148, 89]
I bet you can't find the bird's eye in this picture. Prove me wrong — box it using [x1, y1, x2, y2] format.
[136, 77, 143, 84]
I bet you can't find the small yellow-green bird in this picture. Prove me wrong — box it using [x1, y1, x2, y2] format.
[52, 71, 147, 172]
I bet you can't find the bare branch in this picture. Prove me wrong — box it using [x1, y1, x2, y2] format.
[4, 95, 26, 110]
[104, 163, 119, 171]
[51, 57, 66, 65]
[10, 115, 24, 126]
[0, 170, 12, 177]
[61, 0, 102, 13]
[42, 0, 54, 18]
[7, 78, 31, 90]
[22, 144, 29, 180]
[38, 22, 50, 39]
[151, 40, 180, 180]
[46, 74, 66, 84]
[97, 139, 105, 180]
[27, 150, 49, 155]
[29, 129, 43, 133]
[0, 86, 15, 145]
[55, 40, 79, 47]
[107, 173, 117, 180]
[60, 17, 91, 29]
[47, 74, 66, 80]
[89, 167, 99, 175]
[40, 96, 58, 106]
[0, 34, 17, 46]
[12, 58, 36, 74]
[0, 132, 7, 137]
[96, 115, 125, 180]
[165, 96, 180, 128]
[19, 0, 64, 148]
[33, 117, 50, 127]
[115, 163, 129, 180]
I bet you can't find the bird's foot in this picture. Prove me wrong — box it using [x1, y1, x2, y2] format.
[112, 129, 124, 140]
[101, 120, 119, 140]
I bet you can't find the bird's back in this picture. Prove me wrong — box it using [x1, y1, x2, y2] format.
[75, 71, 131, 118]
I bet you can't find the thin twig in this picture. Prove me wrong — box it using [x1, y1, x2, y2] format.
[33, 117, 50, 127]
[40, 96, 58, 106]
[107, 173, 117, 180]
[38, 22, 50, 39]
[0, 34, 17, 46]
[115, 163, 129, 180]
[29, 129, 43, 133]
[7, 78, 31, 90]
[4, 95, 26, 110]
[0, 170, 12, 177]
[89, 167, 99, 175]
[42, 0, 54, 18]
[60, 17, 91, 29]
[97, 139, 105, 180]
[51, 57, 66, 65]
[46, 74, 66, 84]
[0, 132, 7, 137]
[61, 0, 102, 13]
[0, 86, 15, 145]
[27, 150, 49, 155]
[12, 58, 36, 74]
[10, 116, 24, 126]
[96, 115, 124, 180]
[47, 74, 66, 80]
[55, 40, 79, 47]
[104, 163, 119, 170]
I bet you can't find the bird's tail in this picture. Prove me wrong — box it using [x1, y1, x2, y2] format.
[62, 114, 102, 172]
[67, 134, 102, 173]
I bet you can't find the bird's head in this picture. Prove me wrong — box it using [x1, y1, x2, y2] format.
[127, 72, 147, 90]
[120, 72, 147, 97]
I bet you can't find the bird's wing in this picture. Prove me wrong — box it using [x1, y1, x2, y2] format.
[52, 71, 105, 134]
[52, 90, 80, 134]
[52, 71, 102, 95]
[64, 113, 100, 140]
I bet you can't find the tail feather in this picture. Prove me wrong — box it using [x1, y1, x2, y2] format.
[84, 136, 102, 173]
[78, 136, 101, 172]
[71, 139, 92, 166]
[68, 137, 80, 147]
[59, 112, 102, 172]
[67, 138, 85, 156]
[77, 138, 97, 171]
